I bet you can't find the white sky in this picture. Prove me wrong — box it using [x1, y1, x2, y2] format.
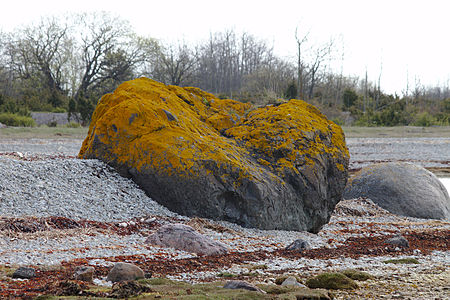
[1, 0, 449, 94]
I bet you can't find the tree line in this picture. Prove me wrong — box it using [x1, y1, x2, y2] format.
[0, 12, 448, 126]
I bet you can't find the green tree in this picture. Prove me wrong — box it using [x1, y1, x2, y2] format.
[342, 88, 358, 109]
[284, 80, 298, 100]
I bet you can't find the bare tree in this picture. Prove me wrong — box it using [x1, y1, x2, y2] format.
[305, 38, 334, 100]
[3, 17, 71, 106]
[73, 12, 131, 100]
[151, 42, 197, 86]
[295, 27, 309, 100]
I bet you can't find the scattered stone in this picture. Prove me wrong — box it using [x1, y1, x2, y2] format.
[340, 269, 374, 281]
[110, 280, 153, 298]
[145, 223, 229, 256]
[344, 162, 450, 220]
[285, 239, 311, 252]
[383, 258, 420, 264]
[306, 272, 358, 290]
[281, 276, 307, 288]
[106, 262, 145, 283]
[333, 197, 393, 217]
[80, 77, 349, 233]
[54, 280, 83, 296]
[74, 266, 95, 282]
[223, 280, 266, 293]
[385, 235, 410, 248]
[295, 290, 333, 300]
[12, 267, 36, 279]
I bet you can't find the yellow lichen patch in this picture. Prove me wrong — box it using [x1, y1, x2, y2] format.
[209, 98, 252, 115]
[225, 99, 349, 173]
[79, 78, 261, 181]
[80, 78, 348, 185]
[206, 113, 236, 133]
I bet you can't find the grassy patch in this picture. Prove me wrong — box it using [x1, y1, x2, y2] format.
[342, 126, 450, 138]
[340, 269, 374, 281]
[383, 258, 420, 264]
[0, 126, 88, 139]
[306, 272, 358, 290]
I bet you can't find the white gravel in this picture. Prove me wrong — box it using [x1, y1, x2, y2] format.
[0, 157, 179, 222]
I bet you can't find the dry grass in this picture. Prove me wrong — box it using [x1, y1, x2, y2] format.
[342, 126, 450, 138]
[0, 126, 88, 139]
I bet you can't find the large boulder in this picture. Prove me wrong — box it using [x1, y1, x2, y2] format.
[79, 78, 349, 233]
[344, 162, 450, 220]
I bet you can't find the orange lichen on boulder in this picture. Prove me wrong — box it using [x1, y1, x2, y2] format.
[79, 78, 349, 232]
[80, 78, 254, 178]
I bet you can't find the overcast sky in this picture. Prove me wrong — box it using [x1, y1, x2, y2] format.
[1, 0, 449, 94]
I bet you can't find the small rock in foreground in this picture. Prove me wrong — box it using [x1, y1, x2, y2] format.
[385, 235, 410, 248]
[107, 262, 145, 283]
[12, 267, 36, 279]
[223, 280, 266, 293]
[146, 223, 229, 256]
[285, 239, 311, 252]
[74, 266, 95, 282]
[281, 276, 307, 288]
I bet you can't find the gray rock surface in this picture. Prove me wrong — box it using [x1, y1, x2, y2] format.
[74, 266, 95, 282]
[12, 267, 36, 279]
[281, 276, 307, 287]
[106, 262, 144, 283]
[145, 223, 228, 256]
[223, 280, 266, 293]
[344, 162, 450, 220]
[285, 239, 311, 252]
[385, 235, 409, 248]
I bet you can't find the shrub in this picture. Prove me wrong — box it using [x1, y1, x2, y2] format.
[52, 107, 67, 113]
[0, 113, 36, 127]
[413, 112, 437, 127]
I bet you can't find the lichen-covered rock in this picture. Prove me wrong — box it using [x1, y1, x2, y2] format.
[344, 162, 450, 220]
[79, 78, 349, 233]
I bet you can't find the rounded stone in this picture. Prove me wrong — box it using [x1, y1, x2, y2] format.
[344, 162, 450, 220]
[106, 262, 145, 283]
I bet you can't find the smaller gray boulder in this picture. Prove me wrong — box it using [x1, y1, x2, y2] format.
[285, 239, 311, 252]
[107, 262, 145, 283]
[385, 235, 409, 248]
[12, 267, 36, 279]
[223, 280, 266, 293]
[281, 276, 307, 288]
[145, 223, 228, 256]
[344, 162, 450, 220]
[74, 266, 95, 282]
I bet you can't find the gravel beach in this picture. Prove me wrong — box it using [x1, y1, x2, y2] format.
[0, 136, 449, 299]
